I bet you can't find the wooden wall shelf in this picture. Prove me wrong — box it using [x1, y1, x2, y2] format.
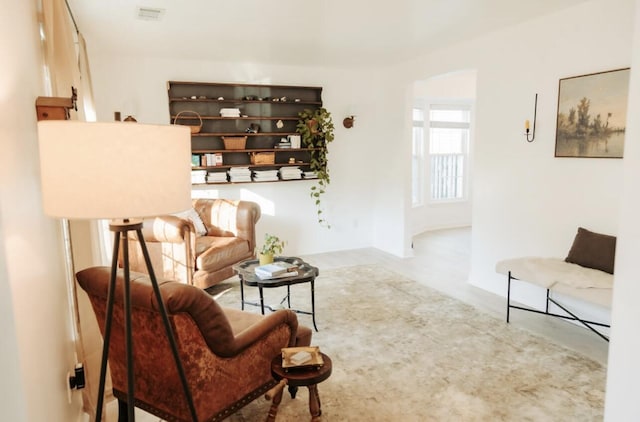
[168, 81, 324, 185]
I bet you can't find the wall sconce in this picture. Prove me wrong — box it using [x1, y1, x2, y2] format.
[343, 115, 355, 129]
[525, 93, 537, 142]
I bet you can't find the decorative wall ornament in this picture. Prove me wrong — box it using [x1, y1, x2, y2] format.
[524, 94, 537, 142]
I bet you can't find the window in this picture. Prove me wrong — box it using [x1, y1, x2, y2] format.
[428, 104, 471, 201]
[412, 107, 425, 206]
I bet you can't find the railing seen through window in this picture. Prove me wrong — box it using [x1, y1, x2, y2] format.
[429, 105, 470, 201]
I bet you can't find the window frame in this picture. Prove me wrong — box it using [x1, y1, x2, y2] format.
[411, 103, 426, 207]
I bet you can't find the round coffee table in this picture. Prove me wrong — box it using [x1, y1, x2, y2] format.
[266, 352, 332, 422]
[233, 256, 320, 331]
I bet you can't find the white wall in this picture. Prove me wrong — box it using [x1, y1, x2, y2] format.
[605, 0, 640, 419]
[467, 0, 633, 309]
[86, 54, 400, 256]
[385, 0, 634, 319]
[0, 1, 82, 421]
[386, 1, 640, 416]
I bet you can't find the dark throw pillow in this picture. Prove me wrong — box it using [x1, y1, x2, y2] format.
[565, 227, 616, 274]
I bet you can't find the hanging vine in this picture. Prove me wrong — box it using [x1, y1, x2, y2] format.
[296, 107, 335, 228]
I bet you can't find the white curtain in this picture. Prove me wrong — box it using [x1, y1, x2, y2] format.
[41, 1, 111, 420]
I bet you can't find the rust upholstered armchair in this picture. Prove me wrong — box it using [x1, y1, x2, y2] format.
[126, 198, 261, 289]
[76, 266, 312, 422]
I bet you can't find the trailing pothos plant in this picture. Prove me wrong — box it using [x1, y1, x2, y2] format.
[296, 107, 335, 228]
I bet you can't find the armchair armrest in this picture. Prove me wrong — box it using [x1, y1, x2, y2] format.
[139, 215, 195, 243]
[231, 309, 298, 352]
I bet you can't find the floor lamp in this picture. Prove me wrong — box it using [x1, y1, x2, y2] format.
[37, 121, 198, 421]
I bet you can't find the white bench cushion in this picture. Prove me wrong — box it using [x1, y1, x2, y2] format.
[496, 257, 613, 308]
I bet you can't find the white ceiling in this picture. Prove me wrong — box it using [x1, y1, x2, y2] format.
[68, 0, 588, 67]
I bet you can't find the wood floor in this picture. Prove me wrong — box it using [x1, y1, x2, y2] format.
[125, 226, 609, 421]
[304, 226, 608, 365]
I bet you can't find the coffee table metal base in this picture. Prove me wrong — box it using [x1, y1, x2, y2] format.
[235, 257, 319, 331]
[241, 281, 318, 332]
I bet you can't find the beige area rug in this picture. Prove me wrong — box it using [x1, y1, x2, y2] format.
[208, 265, 606, 421]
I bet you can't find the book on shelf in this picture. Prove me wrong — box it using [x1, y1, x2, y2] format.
[254, 262, 298, 279]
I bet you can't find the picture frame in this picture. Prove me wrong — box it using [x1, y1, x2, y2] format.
[555, 68, 630, 158]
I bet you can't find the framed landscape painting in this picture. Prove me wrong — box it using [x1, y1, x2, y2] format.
[555, 68, 630, 158]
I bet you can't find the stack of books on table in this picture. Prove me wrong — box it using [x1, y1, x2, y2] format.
[254, 262, 299, 280]
[279, 166, 302, 180]
[191, 170, 207, 184]
[206, 171, 228, 183]
[253, 169, 279, 182]
[228, 167, 252, 182]
[302, 171, 317, 179]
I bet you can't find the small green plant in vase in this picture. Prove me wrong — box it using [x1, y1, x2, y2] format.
[258, 233, 286, 265]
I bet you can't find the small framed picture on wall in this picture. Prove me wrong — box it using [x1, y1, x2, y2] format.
[555, 68, 630, 158]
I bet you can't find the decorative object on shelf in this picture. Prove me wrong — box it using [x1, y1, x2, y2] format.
[222, 135, 247, 149]
[35, 86, 78, 121]
[555, 68, 630, 158]
[250, 152, 275, 165]
[37, 121, 197, 422]
[173, 110, 202, 134]
[277, 138, 291, 148]
[287, 134, 301, 148]
[276, 119, 284, 129]
[123, 115, 137, 122]
[296, 107, 335, 228]
[220, 108, 241, 117]
[246, 123, 260, 133]
[524, 94, 537, 143]
[343, 115, 355, 129]
[258, 233, 286, 265]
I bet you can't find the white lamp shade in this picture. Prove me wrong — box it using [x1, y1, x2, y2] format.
[37, 121, 192, 219]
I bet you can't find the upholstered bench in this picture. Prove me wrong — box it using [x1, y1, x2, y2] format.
[496, 227, 615, 341]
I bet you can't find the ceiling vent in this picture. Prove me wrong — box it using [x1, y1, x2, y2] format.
[136, 6, 165, 21]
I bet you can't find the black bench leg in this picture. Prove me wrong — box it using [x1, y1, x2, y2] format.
[118, 398, 128, 422]
[506, 272, 512, 323]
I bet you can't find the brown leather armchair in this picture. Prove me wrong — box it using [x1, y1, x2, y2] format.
[76, 266, 312, 421]
[127, 198, 261, 289]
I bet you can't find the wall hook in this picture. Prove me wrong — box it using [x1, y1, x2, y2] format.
[525, 93, 537, 142]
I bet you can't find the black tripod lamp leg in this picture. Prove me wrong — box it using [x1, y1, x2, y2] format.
[95, 231, 121, 422]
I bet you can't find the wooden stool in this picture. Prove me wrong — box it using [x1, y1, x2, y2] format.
[266, 353, 332, 422]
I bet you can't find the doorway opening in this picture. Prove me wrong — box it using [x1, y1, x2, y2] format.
[410, 70, 477, 238]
